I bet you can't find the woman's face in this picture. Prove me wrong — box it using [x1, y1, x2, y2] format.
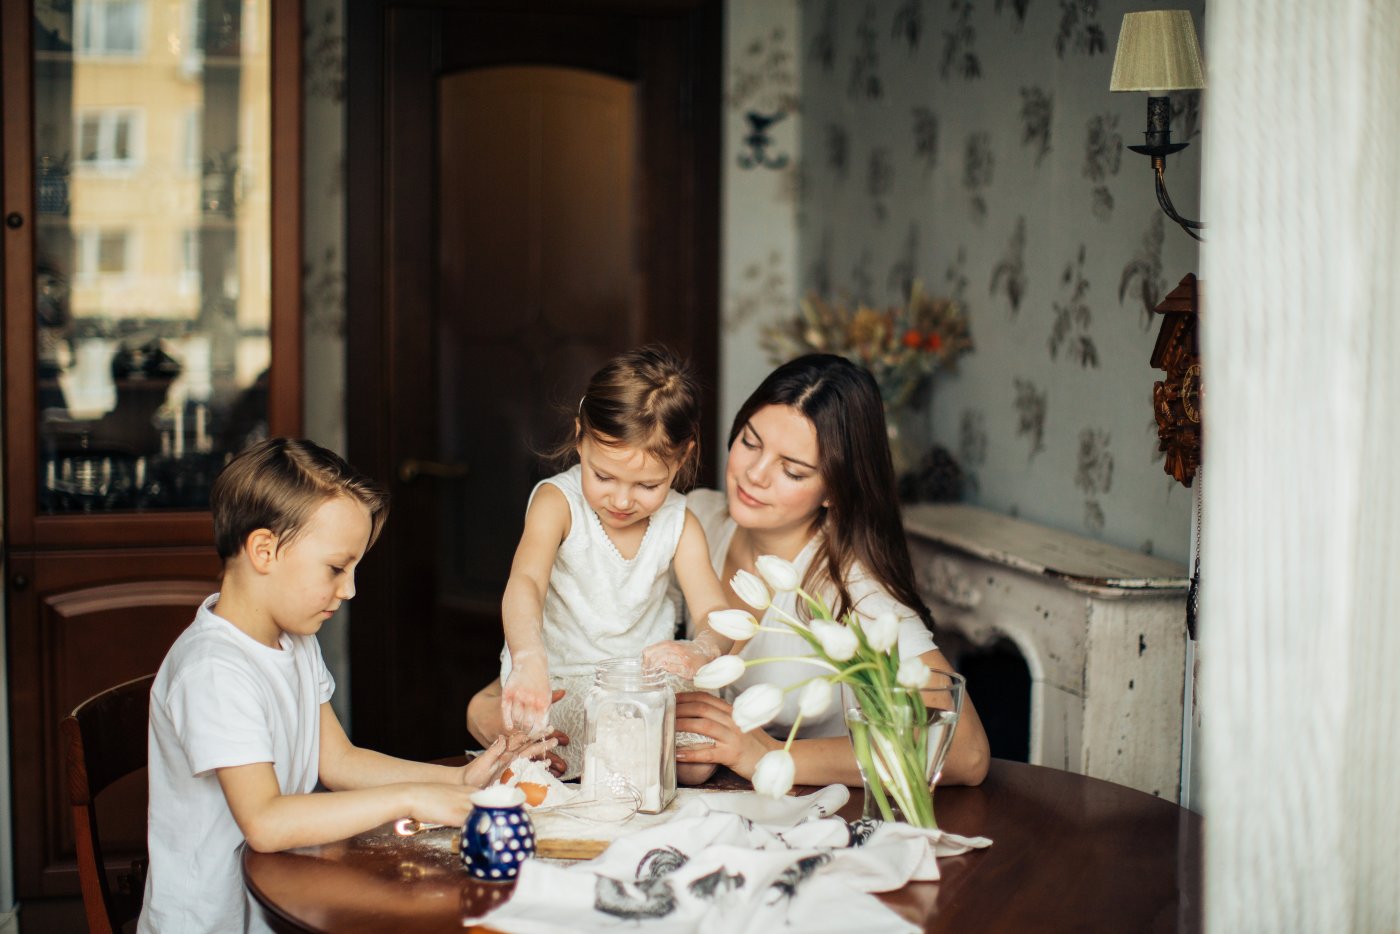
[725, 404, 828, 535]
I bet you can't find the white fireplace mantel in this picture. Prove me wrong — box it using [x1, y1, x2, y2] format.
[903, 503, 1190, 798]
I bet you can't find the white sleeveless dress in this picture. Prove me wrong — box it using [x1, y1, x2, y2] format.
[500, 464, 686, 777]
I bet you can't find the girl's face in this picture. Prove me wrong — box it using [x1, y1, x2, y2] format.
[577, 432, 680, 531]
[725, 404, 828, 536]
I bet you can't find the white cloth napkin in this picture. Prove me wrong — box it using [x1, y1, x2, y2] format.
[464, 786, 992, 934]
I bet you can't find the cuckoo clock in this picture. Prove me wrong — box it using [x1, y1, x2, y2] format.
[1150, 274, 1201, 486]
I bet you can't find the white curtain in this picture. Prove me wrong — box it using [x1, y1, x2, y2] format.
[1200, 1, 1400, 930]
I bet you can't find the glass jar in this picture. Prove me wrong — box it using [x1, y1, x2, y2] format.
[580, 657, 676, 813]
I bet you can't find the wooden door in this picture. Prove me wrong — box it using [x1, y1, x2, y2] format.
[347, 1, 720, 758]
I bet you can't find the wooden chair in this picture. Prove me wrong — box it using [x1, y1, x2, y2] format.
[61, 674, 156, 934]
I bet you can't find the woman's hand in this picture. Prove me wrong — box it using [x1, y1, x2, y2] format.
[673, 691, 779, 780]
[460, 731, 559, 788]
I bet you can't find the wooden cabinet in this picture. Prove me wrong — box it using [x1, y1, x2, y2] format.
[5, 551, 219, 897]
[2, 0, 302, 902]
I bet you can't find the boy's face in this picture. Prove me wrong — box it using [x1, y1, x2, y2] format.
[266, 495, 373, 637]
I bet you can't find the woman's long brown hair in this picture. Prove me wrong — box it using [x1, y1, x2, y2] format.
[728, 354, 935, 631]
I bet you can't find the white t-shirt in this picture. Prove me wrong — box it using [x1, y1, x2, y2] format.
[138, 594, 334, 934]
[686, 489, 937, 738]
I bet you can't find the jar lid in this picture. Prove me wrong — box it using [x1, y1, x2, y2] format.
[593, 656, 668, 689]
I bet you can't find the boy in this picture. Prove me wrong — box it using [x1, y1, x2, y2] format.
[138, 438, 550, 933]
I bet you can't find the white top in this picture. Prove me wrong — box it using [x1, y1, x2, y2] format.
[687, 489, 937, 738]
[138, 594, 334, 934]
[501, 464, 689, 681]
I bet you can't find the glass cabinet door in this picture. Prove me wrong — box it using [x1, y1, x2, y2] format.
[29, 0, 272, 513]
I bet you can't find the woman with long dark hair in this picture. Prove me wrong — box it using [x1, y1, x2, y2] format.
[676, 354, 989, 787]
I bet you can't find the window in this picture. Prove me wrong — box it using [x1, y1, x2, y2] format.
[77, 110, 142, 170]
[180, 109, 202, 171]
[75, 230, 134, 281]
[179, 229, 201, 292]
[189, 0, 244, 57]
[188, 0, 206, 53]
[76, 0, 147, 56]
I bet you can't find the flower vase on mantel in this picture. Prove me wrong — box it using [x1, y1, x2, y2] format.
[884, 403, 930, 481]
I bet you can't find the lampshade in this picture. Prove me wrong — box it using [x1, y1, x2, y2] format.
[1109, 11, 1206, 93]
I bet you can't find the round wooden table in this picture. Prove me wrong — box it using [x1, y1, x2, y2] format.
[244, 760, 1201, 933]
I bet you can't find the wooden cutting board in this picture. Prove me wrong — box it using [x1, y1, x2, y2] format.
[535, 838, 609, 860]
[530, 788, 732, 860]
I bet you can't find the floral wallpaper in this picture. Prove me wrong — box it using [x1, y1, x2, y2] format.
[719, 1, 804, 441]
[791, 0, 1203, 562]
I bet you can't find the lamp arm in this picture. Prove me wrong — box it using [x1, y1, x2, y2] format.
[1153, 156, 1204, 242]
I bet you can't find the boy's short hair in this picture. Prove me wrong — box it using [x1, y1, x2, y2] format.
[211, 438, 390, 560]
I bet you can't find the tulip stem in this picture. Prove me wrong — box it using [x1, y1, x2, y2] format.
[745, 655, 840, 671]
[783, 713, 804, 752]
[764, 602, 812, 633]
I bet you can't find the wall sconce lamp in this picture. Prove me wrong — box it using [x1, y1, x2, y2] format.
[1110, 10, 1206, 241]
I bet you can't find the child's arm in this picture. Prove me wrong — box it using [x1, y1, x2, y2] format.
[642, 510, 735, 678]
[317, 703, 552, 791]
[499, 484, 571, 735]
[217, 705, 556, 853]
[219, 762, 473, 853]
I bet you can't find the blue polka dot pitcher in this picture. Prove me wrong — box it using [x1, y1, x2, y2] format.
[460, 785, 536, 881]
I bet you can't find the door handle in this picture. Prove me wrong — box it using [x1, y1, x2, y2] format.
[399, 459, 470, 483]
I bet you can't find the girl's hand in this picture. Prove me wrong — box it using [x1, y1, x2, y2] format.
[673, 690, 779, 780]
[501, 652, 552, 736]
[642, 635, 721, 680]
[534, 688, 571, 776]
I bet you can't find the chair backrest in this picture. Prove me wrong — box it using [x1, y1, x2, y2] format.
[61, 674, 156, 934]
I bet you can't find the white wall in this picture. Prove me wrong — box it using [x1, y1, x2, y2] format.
[1200, 0, 1400, 928]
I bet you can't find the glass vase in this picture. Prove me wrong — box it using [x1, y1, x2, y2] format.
[883, 402, 929, 479]
[844, 671, 964, 828]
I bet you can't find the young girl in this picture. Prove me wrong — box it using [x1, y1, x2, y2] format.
[487, 346, 733, 777]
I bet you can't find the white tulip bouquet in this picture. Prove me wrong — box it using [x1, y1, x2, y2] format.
[693, 555, 954, 828]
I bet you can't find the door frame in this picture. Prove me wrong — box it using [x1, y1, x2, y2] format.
[345, 0, 720, 753]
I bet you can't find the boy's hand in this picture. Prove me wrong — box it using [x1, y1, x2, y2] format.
[643, 630, 726, 679]
[501, 652, 552, 737]
[462, 730, 559, 787]
[407, 782, 480, 829]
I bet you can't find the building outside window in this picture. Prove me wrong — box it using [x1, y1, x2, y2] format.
[178, 229, 201, 293]
[76, 109, 143, 170]
[75, 229, 134, 282]
[75, 0, 147, 57]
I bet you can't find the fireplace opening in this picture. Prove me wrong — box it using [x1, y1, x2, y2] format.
[941, 633, 1031, 763]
